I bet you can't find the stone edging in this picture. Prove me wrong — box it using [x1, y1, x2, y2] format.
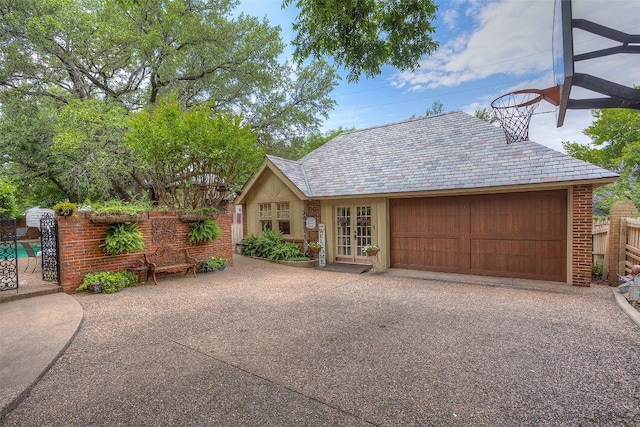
[248, 256, 318, 269]
[612, 288, 640, 327]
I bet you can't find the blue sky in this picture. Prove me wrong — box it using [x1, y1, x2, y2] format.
[237, 0, 639, 153]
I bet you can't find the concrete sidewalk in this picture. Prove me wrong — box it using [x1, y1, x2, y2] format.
[0, 293, 83, 417]
[1, 257, 639, 426]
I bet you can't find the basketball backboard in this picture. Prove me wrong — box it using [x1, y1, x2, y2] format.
[551, 0, 640, 127]
[552, 0, 574, 127]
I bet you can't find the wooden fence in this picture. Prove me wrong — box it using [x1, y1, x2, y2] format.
[623, 218, 640, 273]
[593, 217, 640, 278]
[592, 219, 609, 269]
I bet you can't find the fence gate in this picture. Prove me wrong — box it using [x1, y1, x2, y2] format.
[0, 218, 19, 291]
[40, 213, 60, 282]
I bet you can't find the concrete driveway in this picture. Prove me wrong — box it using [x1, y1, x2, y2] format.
[2, 255, 639, 426]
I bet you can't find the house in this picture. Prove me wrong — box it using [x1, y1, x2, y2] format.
[235, 111, 618, 286]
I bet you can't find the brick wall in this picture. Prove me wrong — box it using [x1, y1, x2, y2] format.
[241, 204, 248, 238]
[572, 185, 593, 286]
[305, 199, 321, 243]
[57, 210, 233, 293]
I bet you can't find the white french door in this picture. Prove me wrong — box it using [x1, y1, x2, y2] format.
[335, 205, 373, 263]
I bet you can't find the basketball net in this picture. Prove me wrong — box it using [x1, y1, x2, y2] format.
[491, 86, 560, 144]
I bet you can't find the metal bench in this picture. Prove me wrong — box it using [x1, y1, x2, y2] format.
[143, 246, 197, 285]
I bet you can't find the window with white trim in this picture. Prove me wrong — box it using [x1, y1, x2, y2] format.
[276, 202, 290, 234]
[259, 203, 272, 231]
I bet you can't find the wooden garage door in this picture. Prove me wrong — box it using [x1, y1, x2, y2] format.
[390, 190, 567, 281]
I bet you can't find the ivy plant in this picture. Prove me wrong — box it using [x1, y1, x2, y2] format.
[77, 270, 137, 293]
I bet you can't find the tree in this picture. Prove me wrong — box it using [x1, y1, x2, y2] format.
[53, 99, 133, 201]
[270, 127, 351, 160]
[425, 100, 444, 116]
[474, 107, 496, 124]
[0, 92, 69, 204]
[0, 179, 18, 218]
[563, 108, 640, 214]
[126, 96, 264, 209]
[0, 0, 337, 204]
[284, 0, 439, 82]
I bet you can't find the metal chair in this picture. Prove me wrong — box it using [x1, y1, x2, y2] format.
[21, 242, 41, 273]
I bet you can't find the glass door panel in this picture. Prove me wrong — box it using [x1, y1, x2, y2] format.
[336, 207, 351, 257]
[335, 205, 372, 262]
[355, 206, 372, 257]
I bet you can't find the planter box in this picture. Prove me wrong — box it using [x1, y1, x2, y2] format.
[90, 213, 142, 224]
[178, 212, 218, 222]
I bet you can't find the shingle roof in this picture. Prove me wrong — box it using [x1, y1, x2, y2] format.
[267, 111, 618, 198]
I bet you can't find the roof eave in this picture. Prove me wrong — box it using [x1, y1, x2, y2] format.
[303, 177, 619, 200]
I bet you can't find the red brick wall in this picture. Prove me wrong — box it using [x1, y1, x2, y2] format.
[241, 204, 248, 238]
[305, 199, 321, 243]
[57, 210, 233, 293]
[572, 185, 593, 286]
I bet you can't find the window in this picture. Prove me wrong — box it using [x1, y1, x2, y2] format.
[258, 202, 292, 234]
[277, 202, 290, 234]
[259, 203, 272, 231]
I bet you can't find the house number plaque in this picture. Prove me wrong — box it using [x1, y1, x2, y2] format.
[305, 217, 316, 229]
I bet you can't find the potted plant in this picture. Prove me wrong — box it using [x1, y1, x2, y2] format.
[198, 256, 228, 272]
[308, 241, 322, 255]
[52, 201, 78, 217]
[101, 223, 144, 255]
[188, 219, 221, 244]
[362, 244, 380, 256]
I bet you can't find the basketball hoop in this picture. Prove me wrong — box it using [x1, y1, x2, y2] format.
[491, 86, 560, 144]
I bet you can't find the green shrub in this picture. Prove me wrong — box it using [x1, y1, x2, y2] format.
[255, 229, 284, 258]
[0, 179, 18, 218]
[77, 270, 137, 293]
[188, 219, 221, 244]
[268, 242, 303, 260]
[241, 234, 260, 256]
[101, 223, 144, 255]
[198, 256, 228, 272]
[91, 199, 154, 216]
[241, 230, 305, 261]
[591, 263, 603, 278]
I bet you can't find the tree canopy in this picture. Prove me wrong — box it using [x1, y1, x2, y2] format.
[563, 108, 640, 215]
[0, 0, 337, 206]
[126, 96, 263, 208]
[284, 0, 439, 82]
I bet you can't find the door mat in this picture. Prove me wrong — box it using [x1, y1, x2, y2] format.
[320, 263, 372, 274]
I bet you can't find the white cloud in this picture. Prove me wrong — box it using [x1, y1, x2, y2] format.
[392, 1, 552, 90]
[441, 9, 459, 31]
[385, 0, 639, 153]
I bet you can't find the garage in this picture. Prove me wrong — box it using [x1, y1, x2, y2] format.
[389, 190, 567, 281]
